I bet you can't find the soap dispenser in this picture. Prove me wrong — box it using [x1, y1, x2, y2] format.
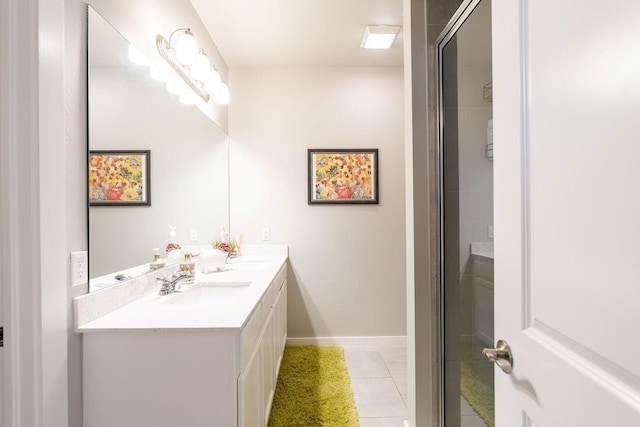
[179, 252, 195, 283]
[149, 248, 166, 270]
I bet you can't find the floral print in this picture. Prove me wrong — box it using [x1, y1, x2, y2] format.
[89, 153, 146, 203]
[312, 152, 375, 200]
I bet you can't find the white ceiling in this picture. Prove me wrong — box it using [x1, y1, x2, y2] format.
[189, 0, 403, 68]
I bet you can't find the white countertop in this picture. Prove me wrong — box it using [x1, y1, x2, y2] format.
[77, 253, 287, 333]
[471, 241, 494, 262]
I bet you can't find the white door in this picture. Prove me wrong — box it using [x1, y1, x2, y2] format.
[493, 0, 640, 425]
[0, 287, 3, 427]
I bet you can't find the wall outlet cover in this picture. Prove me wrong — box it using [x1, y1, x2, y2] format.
[70, 251, 88, 287]
[262, 228, 270, 241]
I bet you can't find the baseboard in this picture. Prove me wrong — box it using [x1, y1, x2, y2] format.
[286, 336, 407, 348]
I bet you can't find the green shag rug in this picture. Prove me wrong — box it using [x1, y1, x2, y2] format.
[461, 338, 495, 427]
[268, 346, 360, 427]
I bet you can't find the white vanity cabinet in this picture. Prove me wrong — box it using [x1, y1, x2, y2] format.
[80, 259, 288, 427]
[238, 270, 287, 427]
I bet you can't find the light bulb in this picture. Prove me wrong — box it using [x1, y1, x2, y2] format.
[191, 50, 211, 81]
[179, 91, 196, 105]
[204, 69, 222, 94]
[166, 78, 183, 95]
[149, 65, 167, 82]
[174, 30, 197, 66]
[128, 44, 149, 66]
[213, 82, 230, 105]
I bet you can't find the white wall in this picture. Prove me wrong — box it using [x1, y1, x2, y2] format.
[64, 2, 90, 425]
[229, 67, 407, 338]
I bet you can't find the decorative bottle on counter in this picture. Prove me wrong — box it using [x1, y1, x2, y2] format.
[166, 225, 182, 264]
[220, 226, 230, 244]
[149, 248, 166, 270]
[179, 252, 195, 282]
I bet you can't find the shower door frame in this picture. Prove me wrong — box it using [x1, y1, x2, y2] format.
[435, 0, 489, 425]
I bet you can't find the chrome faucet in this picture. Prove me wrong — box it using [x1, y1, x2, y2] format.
[157, 272, 192, 296]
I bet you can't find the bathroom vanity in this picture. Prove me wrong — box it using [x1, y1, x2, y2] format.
[75, 247, 288, 427]
[470, 242, 494, 346]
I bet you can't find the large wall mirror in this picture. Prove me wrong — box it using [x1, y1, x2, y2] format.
[88, 6, 229, 292]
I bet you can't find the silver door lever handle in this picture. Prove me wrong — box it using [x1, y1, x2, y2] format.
[482, 339, 513, 374]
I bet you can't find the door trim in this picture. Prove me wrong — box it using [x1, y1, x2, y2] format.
[1, 1, 43, 424]
[1, 0, 69, 425]
[435, 0, 488, 425]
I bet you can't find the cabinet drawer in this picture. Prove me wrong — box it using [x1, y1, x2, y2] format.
[240, 301, 262, 370]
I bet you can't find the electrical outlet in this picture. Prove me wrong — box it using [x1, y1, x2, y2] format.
[189, 228, 198, 241]
[262, 228, 270, 241]
[70, 251, 88, 287]
[488, 225, 494, 239]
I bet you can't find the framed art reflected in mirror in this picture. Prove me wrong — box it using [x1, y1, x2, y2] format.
[89, 150, 151, 206]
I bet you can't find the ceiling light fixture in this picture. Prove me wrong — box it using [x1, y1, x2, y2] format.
[360, 25, 401, 49]
[156, 28, 229, 104]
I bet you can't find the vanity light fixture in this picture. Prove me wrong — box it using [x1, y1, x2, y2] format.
[156, 28, 230, 105]
[360, 25, 401, 49]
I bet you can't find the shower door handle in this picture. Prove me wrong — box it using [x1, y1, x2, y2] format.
[482, 339, 513, 374]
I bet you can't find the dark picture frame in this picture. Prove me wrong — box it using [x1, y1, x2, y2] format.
[89, 150, 151, 206]
[308, 148, 379, 204]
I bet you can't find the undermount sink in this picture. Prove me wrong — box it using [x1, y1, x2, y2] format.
[227, 261, 271, 271]
[165, 282, 252, 305]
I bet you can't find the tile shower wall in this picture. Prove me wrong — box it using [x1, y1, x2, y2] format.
[455, 1, 493, 338]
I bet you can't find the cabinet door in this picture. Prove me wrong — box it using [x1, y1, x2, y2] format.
[282, 280, 287, 348]
[272, 286, 283, 371]
[272, 280, 287, 373]
[261, 312, 275, 425]
[238, 343, 263, 427]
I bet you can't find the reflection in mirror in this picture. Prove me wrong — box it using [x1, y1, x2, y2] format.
[88, 6, 229, 292]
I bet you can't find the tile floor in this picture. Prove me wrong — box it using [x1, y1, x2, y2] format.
[344, 346, 408, 427]
[461, 397, 487, 427]
[344, 346, 488, 427]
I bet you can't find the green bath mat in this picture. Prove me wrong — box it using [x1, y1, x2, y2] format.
[461, 338, 495, 427]
[268, 346, 359, 427]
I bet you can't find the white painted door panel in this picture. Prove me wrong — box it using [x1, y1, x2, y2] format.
[493, 0, 640, 425]
[0, 307, 3, 427]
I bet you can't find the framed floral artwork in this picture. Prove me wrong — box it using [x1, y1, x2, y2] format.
[308, 149, 379, 204]
[89, 150, 151, 206]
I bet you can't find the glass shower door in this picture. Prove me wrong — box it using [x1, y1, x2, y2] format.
[438, 0, 494, 426]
